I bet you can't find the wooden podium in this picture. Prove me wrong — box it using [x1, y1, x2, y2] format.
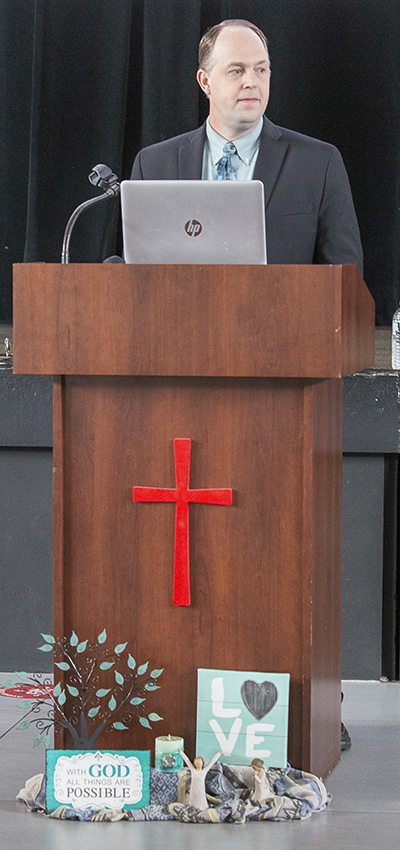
[13, 262, 374, 778]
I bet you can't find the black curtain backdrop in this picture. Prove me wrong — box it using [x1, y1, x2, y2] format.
[1, 0, 400, 324]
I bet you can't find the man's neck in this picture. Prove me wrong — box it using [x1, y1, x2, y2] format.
[208, 117, 260, 141]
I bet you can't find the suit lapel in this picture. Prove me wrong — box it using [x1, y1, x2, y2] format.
[253, 118, 288, 209]
[177, 124, 206, 178]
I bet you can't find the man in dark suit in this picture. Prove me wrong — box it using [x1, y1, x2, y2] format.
[131, 19, 363, 272]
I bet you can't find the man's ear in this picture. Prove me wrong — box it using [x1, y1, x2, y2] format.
[197, 68, 211, 96]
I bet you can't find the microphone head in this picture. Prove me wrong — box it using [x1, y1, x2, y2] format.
[89, 164, 120, 196]
[89, 164, 113, 186]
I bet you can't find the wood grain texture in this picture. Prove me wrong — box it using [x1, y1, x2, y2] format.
[13, 263, 374, 377]
[341, 264, 375, 374]
[302, 378, 343, 777]
[52, 375, 342, 775]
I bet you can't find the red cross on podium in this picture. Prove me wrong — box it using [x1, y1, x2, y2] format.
[132, 439, 233, 606]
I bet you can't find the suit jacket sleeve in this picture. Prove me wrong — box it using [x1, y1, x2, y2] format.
[313, 146, 363, 273]
[131, 150, 145, 179]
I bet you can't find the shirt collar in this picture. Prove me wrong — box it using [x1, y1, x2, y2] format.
[205, 117, 263, 166]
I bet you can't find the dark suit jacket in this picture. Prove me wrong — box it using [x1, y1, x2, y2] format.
[131, 117, 363, 271]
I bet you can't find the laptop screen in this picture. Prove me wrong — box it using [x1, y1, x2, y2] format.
[120, 180, 267, 264]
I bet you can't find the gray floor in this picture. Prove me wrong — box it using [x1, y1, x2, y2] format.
[1, 679, 399, 848]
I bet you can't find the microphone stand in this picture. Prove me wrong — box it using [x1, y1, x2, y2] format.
[61, 164, 120, 264]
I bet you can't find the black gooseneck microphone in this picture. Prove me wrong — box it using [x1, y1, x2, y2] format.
[61, 164, 120, 264]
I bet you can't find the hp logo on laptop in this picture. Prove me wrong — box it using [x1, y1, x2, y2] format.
[185, 219, 202, 237]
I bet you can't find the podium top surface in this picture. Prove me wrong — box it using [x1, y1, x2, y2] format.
[13, 263, 375, 378]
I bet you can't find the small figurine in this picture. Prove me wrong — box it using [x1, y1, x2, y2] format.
[250, 758, 272, 803]
[178, 748, 222, 811]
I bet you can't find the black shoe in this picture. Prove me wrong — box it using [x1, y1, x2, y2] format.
[341, 721, 351, 751]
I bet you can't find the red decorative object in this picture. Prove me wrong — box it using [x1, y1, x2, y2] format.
[0, 684, 54, 700]
[132, 439, 232, 606]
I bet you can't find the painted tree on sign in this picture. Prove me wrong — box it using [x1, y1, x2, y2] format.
[0, 630, 163, 749]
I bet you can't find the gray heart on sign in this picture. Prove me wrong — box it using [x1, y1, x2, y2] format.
[240, 680, 278, 720]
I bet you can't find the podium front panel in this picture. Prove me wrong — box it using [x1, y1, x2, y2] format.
[53, 374, 342, 777]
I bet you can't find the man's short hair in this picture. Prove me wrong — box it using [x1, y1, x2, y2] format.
[198, 19, 269, 73]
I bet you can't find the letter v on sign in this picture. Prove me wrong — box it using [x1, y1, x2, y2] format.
[208, 718, 243, 756]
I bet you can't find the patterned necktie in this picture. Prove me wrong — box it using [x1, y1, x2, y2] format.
[214, 142, 238, 180]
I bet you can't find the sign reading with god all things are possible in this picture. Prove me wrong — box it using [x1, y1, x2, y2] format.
[46, 750, 150, 811]
[196, 669, 290, 767]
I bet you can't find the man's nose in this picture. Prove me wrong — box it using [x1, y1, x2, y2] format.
[241, 69, 257, 86]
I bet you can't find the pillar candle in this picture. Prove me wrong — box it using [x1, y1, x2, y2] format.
[155, 735, 184, 771]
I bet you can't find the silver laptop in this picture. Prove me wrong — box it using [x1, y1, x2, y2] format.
[120, 180, 267, 264]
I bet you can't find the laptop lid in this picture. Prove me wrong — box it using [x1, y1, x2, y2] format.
[120, 179, 267, 264]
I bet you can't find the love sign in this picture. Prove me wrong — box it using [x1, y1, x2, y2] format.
[196, 669, 289, 767]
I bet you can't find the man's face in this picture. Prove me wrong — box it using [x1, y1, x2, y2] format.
[197, 26, 270, 140]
